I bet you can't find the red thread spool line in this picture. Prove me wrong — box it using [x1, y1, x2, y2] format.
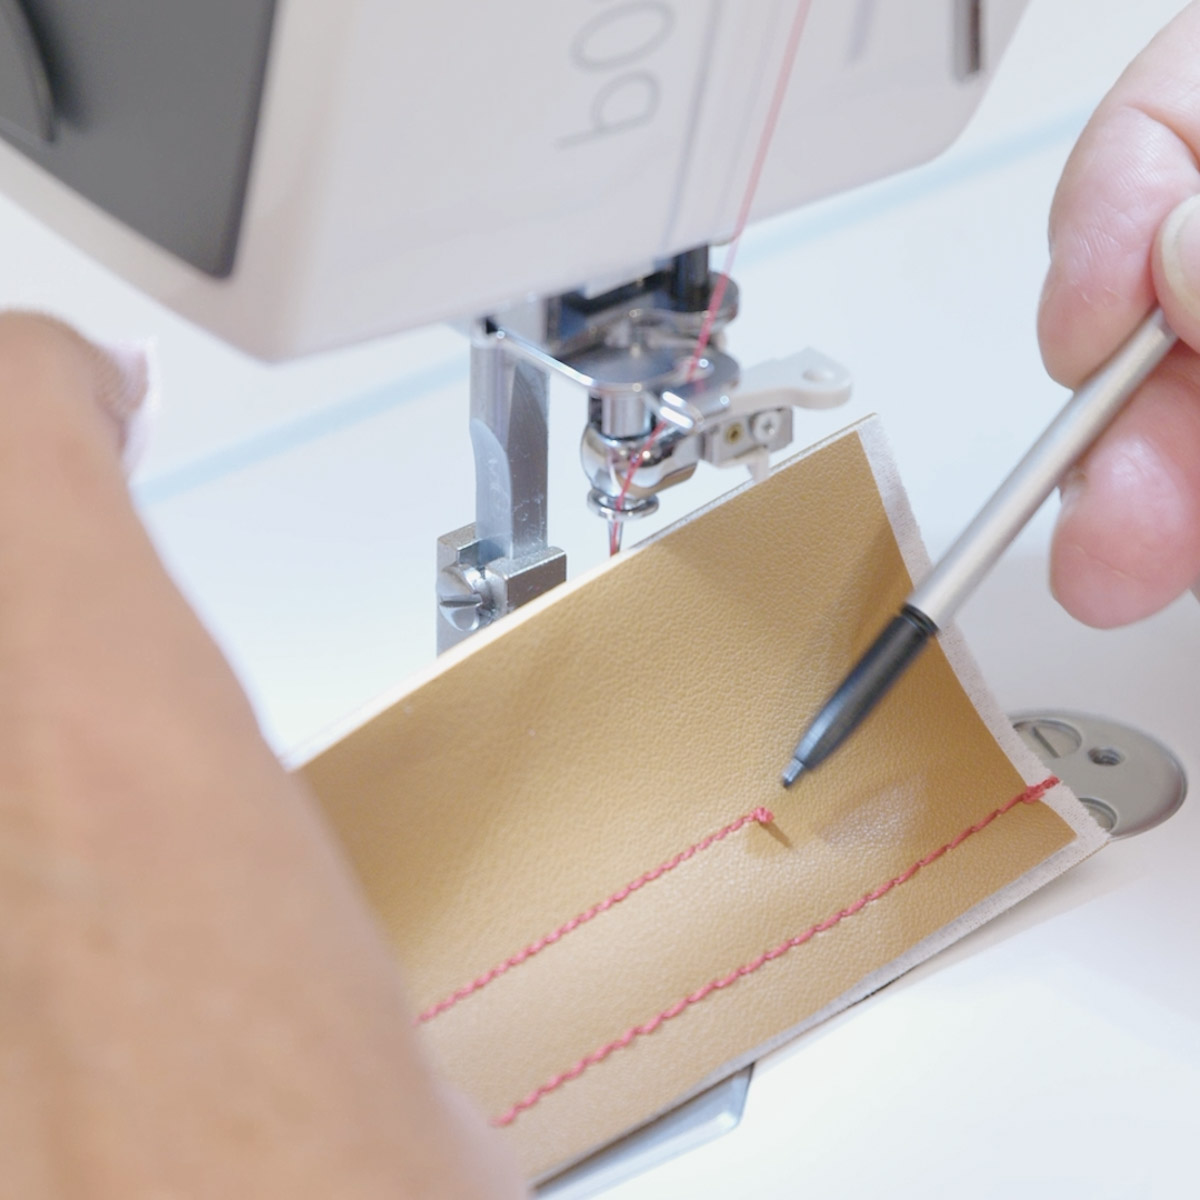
[608, 0, 816, 555]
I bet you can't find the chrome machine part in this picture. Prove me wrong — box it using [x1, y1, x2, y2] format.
[538, 1068, 752, 1200]
[1012, 710, 1187, 838]
[492, 246, 850, 521]
[438, 248, 851, 649]
[656, 346, 852, 482]
[436, 329, 567, 653]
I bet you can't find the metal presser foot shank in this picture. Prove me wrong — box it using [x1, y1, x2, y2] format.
[436, 248, 852, 651]
[436, 330, 567, 654]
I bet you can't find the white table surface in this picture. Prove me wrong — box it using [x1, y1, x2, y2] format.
[2, 2, 1198, 1195]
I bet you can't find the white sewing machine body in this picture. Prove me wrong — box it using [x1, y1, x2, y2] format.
[0, 0, 1023, 358]
[0, 0, 1036, 642]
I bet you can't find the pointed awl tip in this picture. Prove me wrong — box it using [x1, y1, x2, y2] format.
[781, 757, 805, 789]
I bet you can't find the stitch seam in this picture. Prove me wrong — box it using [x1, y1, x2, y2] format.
[491, 776, 1059, 1127]
[416, 806, 775, 1024]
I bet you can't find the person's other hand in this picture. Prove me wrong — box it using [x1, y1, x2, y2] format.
[0, 313, 525, 1199]
[1040, 2, 1200, 627]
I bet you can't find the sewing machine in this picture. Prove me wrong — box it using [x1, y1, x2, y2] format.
[1, 0, 1198, 1195]
[0, 0, 1026, 650]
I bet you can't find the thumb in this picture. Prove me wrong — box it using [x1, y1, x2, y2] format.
[1154, 195, 1200, 353]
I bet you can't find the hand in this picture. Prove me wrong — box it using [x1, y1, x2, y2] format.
[0, 314, 524, 1198]
[1040, 2, 1200, 627]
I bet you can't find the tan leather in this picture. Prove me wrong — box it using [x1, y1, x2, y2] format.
[299, 425, 1078, 1180]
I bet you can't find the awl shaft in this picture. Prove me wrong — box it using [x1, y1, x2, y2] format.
[782, 307, 1178, 787]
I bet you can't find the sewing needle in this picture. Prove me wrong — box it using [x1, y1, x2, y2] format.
[781, 306, 1178, 787]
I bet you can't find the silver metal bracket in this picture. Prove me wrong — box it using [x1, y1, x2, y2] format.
[538, 1067, 752, 1199]
[436, 523, 566, 653]
[437, 329, 568, 651]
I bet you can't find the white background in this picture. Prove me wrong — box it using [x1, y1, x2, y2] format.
[1, 2, 1198, 1195]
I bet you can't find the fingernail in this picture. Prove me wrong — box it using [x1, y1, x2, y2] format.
[1159, 194, 1200, 320]
[93, 339, 150, 418]
[93, 338, 160, 475]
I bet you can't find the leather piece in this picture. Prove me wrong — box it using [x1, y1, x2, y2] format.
[299, 424, 1080, 1180]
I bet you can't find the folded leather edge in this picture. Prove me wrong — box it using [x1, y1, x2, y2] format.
[855, 417, 1107, 854]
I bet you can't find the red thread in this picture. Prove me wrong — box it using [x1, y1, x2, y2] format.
[683, 0, 814, 384]
[491, 776, 1059, 1127]
[607, 422, 668, 556]
[607, 0, 815, 556]
[416, 806, 774, 1025]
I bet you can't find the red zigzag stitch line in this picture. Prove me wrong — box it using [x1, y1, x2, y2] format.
[492, 776, 1059, 1128]
[416, 806, 775, 1025]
